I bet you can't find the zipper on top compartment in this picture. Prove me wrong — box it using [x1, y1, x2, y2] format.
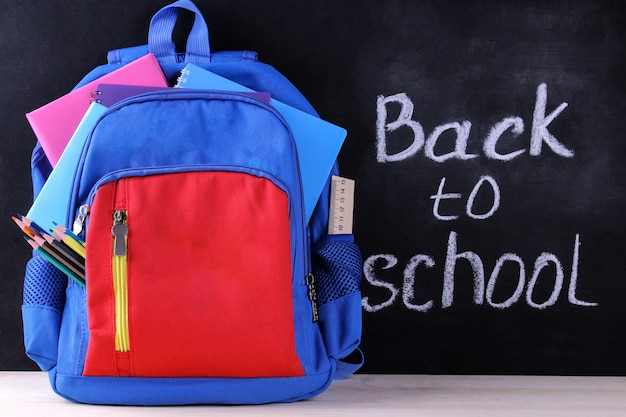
[111, 209, 130, 352]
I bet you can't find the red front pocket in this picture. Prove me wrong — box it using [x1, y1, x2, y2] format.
[83, 171, 304, 377]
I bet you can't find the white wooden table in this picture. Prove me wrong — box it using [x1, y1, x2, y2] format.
[1, 372, 625, 416]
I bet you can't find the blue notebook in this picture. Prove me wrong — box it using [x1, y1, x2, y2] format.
[175, 64, 347, 222]
[27, 103, 108, 231]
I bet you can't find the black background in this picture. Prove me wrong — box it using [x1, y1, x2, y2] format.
[1, 0, 625, 374]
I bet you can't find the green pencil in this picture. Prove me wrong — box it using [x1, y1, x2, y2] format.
[25, 237, 86, 288]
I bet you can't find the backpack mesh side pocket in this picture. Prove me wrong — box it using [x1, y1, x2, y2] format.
[22, 253, 67, 371]
[311, 234, 362, 360]
[312, 235, 362, 306]
[24, 254, 67, 310]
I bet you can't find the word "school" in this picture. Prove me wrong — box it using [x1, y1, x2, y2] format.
[362, 232, 597, 312]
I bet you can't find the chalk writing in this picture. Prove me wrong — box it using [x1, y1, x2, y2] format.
[531, 83, 573, 158]
[403, 254, 436, 312]
[361, 232, 597, 312]
[376, 92, 424, 163]
[430, 175, 501, 221]
[362, 254, 400, 313]
[365, 82, 596, 313]
[376, 83, 574, 163]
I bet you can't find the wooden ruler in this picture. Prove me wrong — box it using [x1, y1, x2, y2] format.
[328, 176, 355, 234]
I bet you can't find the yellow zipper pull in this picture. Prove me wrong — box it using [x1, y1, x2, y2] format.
[112, 210, 128, 256]
[111, 209, 130, 353]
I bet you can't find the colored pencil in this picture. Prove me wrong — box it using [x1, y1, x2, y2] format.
[52, 223, 85, 246]
[42, 234, 85, 270]
[25, 237, 85, 288]
[18, 215, 48, 236]
[31, 235, 85, 281]
[11, 216, 36, 238]
[52, 227, 86, 259]
[13, 214, 88, 286]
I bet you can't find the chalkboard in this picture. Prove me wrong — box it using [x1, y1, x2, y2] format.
[1, 0, 625, 375]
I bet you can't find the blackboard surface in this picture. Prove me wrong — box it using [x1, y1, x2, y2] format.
[1, 0, 624, 375]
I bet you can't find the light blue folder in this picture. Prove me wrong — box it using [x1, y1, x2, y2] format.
[27, 103, 107, 231]
[176, 64, 347, 222]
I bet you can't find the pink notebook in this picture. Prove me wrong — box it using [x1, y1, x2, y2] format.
[26, 53, 168, 166]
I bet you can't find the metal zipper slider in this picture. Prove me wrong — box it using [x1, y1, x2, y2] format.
[306, 273, 320, 322]
[72, 204, 90, 235]
[111, 210, 128, 256]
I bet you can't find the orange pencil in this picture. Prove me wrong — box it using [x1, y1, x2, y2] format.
[11, 216, 37, 238]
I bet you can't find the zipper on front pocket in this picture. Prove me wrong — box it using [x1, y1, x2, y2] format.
[111, 209, 130, 352]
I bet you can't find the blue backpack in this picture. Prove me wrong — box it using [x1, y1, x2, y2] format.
[22, 0, 362, 405]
